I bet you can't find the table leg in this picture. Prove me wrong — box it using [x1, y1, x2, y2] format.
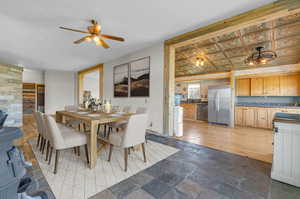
[89, 121, 98, 168]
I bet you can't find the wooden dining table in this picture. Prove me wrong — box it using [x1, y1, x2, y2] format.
[56, 110, 134, 169]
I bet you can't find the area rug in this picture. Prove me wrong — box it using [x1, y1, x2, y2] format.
[29, 139, 179, 199]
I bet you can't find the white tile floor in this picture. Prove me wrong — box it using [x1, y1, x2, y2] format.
[29, 140, 179, 199]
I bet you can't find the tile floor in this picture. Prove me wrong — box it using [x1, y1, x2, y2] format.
[91, 134, 300, 199]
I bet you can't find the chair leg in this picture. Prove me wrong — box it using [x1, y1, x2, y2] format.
[46, 141, 50, 161]
[48, 147, 53, 165]
[142, 143, 146, 163]
[42, 139, 46, 154]
[108, 144, 113, 162]
[124, 148, 128, 172]
[97, 124, 101, 136]
[54, 150, 60, 174]
[37, 134, 41, 148]
[39, 137, 44, 152]
[77, 146, 80, 156]
[84, 144, 89, 164]
[73, 147, 77, 155]
[78, 124, 81, 131]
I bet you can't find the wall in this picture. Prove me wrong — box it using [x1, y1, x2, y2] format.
[44, 71, 76, 114]
[236, 96, 300, 104]
[103, 43, 164, 134]
[22, 68, 44, 84]
[0, 64, 22, 126]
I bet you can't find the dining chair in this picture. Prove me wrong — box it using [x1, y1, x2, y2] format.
[33, 112, 48, 154]
[135, 107, 148, 114]
[100, 113, 148, 172]
[64, 105, 83, 130]
[106, 106, 132, 136]
[44, 115, 89, 174]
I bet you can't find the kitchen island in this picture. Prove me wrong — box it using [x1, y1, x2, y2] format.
[181, 102, 208, 121]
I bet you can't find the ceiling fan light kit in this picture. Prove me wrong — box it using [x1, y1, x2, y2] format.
[59, 20, 125, 49]
[245, 46, 277, 66]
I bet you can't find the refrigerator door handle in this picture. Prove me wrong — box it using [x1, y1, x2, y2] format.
[216, 92, 220, 112]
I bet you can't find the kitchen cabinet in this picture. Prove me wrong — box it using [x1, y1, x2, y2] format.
[279, 75, 300, 96]
[236, 106, 300, 129]
[263, 76, 280, 96]
[256, 108, 269, 129]
[236, 79, 250, 96]
[235, 107, 256, 127]
[237, 74, 300, 97]
[250, 78, 264, 96]
[181, 104, 197, 120]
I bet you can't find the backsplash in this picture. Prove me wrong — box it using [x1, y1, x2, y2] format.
[236, 96, 300, 105]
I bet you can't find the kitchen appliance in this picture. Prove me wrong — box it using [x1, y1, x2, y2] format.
[271, 113, 300, 187]
[173, 94, 183, 137]
[197, 102, 208, 121]
[208, 85, 231, 125]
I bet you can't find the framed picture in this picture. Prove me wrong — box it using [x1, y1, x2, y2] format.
[113, 63, 129, 97]
[129, 57, 150, 97]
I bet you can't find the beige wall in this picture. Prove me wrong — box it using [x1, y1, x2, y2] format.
[0, 64, 23, 127]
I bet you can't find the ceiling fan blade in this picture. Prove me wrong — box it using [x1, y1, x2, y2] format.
[59, 26, 89, 34]
[100, 39, 110, 49]
[101, 34, 125, 42]
[74, 36, 91, 44]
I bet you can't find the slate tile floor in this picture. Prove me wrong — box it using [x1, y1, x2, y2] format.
[91, 134, 300, 199]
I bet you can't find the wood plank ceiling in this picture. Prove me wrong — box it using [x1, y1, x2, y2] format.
[175, 12, 300, 77]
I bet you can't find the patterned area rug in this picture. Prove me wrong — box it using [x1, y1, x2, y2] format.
[29, 139, 179, 199]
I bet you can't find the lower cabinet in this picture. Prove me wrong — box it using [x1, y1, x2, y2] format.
[235, 106, 300, 129]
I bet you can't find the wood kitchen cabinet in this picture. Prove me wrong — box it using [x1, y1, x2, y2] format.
[236, 79, 250, 96]
[255, 108, 269, 128]
[235, 107, 256, 127]
[263, 76, 280, 96]
[181, 104, 197, 120]
[279, 75, 300, 96]
[250, 78, 264, 96]
[236, 106, 300, 129]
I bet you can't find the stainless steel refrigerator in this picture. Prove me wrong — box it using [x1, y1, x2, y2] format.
[208, 85, 231, 125]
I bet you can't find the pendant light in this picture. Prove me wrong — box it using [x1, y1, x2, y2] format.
[245, 46, 277, 66]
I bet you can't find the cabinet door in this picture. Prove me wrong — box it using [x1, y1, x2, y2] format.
[236, 79, 250, 96]
[181, 104, 197, 120]
[256, 108, 269, 129]
[268, 108, 279, 129]
[264, 76, 280, 96]
[244, 108, 256, 127]
[235, 107, 244, 126]
[280, 75, 299, 96]
[251, 78, 264, 96]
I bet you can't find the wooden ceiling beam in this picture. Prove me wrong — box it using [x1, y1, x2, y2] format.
[166, 0, 300, 48]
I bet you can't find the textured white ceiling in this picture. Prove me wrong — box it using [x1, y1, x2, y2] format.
[0, 0, 275, 71]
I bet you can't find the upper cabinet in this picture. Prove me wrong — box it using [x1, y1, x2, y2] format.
[236, 79, 250, 96]
[263, 76, 280, 96]
[279, 75, 300, 96]
[251, 78, 264, 96]
[237, 74, 300, 97]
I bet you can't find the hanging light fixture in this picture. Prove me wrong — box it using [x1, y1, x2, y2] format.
[196, 57, 205, 66]
[245, 46, 277, 66]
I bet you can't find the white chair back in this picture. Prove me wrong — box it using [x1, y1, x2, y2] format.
[34, 111, 46, 137]
[44, 115, 65, 150]
[121, 114, 148, 148]
[135, 107, 147, 114]
[122, 106, 131, 113]
[64, 105, 78, 112]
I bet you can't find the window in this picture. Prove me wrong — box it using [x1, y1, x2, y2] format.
[188, 84, 201, 99]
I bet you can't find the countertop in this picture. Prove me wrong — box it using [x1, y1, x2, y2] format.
[273, 113, 300, 124]
[235, 103, 300, 109]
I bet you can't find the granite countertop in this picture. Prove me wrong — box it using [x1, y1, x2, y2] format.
[273, 112, 300, 124]
[235, 103, 300, 109]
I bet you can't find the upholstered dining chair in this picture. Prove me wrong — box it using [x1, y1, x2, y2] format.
[44, 115, 89, 174]
[135, 107, 148, 114]
[100, 113, 148, 172]
[106, 106, 132, 136]
[33, 111, 48, 155]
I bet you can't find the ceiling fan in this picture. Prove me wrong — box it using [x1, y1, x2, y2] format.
[59, 20, 125, 49]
